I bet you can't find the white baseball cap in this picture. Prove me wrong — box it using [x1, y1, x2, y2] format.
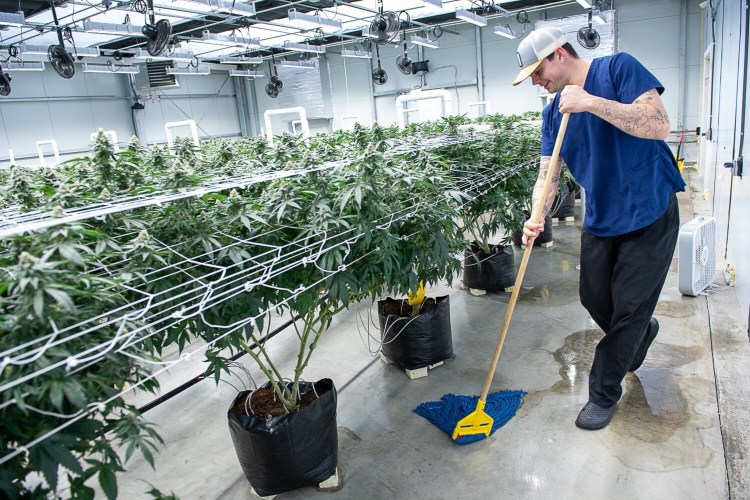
[512, 26, 568, 86]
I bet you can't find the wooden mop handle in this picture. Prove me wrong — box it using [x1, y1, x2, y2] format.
[479, 112, 570, 401]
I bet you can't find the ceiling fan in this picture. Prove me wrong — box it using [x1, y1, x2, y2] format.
[372, 44, 388, 85]
[0, 65, 11, 96]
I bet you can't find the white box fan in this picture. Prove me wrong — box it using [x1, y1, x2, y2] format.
[678, 216, 717, 296]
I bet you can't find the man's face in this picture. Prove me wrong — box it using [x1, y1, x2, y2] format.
[530, 52, 566, 93]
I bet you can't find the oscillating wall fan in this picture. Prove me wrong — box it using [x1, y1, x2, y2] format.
[142, 0, 172, 56]
[47, 0, 75, 79]
[577, 11, 600, 50]
[372, 44, 388, 85]
[368, 0, 400, 45]
[266, 60, 283, 98]
[0, 66, 11, 96]
[395, 28, 412, 75]
[678, 216, 717, 296]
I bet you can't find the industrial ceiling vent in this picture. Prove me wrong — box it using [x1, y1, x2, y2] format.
[0, 65, 11, 96]
[678, 216, 717, 296]
[146, 61, 178, 88]
[47, 0, 76, 79]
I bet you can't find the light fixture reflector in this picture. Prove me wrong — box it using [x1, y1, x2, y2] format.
[134, 49, 195, 61]
[4, 61, 44, 72]
[494, 24, 516, 39]
[229, 69, 265, 77]
[288, 8, 342, 32]
[576, 0, 593, 7]
[0, 11, 25, 28]
[83, 63, 140, 74]
[166, 66, 211, 76]
[82, 19, 142, 36]
[202, 31, 261, 48]
[283, 41, 326, 54]
[410, 35, 439, 49]
[277, 60, 317, 69]
[341, 49, 372, 58]
[218, 55, 263, 64]
[591, 9, 607, 25]
[455, 8, 487, 27]
[182, 0, 256, 15]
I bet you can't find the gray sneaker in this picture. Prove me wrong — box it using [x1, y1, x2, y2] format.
[575, 401, 617, 430]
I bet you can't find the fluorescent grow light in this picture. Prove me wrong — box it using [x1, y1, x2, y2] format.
[4, 61, 44, 72]
[283, 41, 326, 54]
[83, 63, 139, 74]
[341, 49, 372, 59]
[218, 55, 263, 64]
[0, 11, 25, 28]
[410, 35, 439, 49]
[576, 0, 593, 7]
[202, 31, 261, 48]
[180, 0, 256, 15]
[17, 44, 49, 56]
[229, 69, 265, 77]
[592, 9, 607, 25]
[277, 60, 317, 69]
[134, 49, 195, 61]
[73, 47, 100, 58]
[494, 24, 516, 39]
[288, 8, 342, 32]
[82, 19, 143, 36]
[418, 0, 443, 9]
[166, 66, 211, 76]
[455, 8, 487, 27]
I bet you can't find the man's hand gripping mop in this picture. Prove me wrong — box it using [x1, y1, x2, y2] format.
[415, 113, 571, 444]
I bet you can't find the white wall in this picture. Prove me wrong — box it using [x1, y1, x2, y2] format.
[0, 63, 243, 168]
[699, 0, 750, 329]
[0, 68, 134, 167]
[134, 70, 241, 145]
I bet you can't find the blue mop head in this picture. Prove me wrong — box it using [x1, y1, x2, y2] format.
[414, 390, 527, 444]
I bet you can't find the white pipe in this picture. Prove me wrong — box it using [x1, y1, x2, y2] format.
[395, 89, 453, 129]
[36, 140, 60, 167]
[341, 115, 360, 131]
[263, 107, 309, 146]
[468, 101, 491, 117]
[89, 130, 120, 152]
[8, 149, 15, 165]
[165, 120, 200, 149]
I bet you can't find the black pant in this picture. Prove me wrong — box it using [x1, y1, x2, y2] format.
[579, 193, 679, 407]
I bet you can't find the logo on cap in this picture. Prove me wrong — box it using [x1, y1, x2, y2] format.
[516, 52, 523, 67]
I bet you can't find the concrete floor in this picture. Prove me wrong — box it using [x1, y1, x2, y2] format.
[114, 171, 750, 500]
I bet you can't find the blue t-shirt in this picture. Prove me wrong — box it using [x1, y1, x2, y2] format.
[541, 52, 686, 237]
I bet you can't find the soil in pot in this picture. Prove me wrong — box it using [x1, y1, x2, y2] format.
[382, 297, 437, 318]
[230, 380, 331, 419]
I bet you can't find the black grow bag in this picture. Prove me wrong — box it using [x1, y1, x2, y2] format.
[227, 378, 338, 497]
[378, 296, 453, 370]
[551, 189, 576, 219]
[462, 244, 515, 291]
[512, 214, 553, 247]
